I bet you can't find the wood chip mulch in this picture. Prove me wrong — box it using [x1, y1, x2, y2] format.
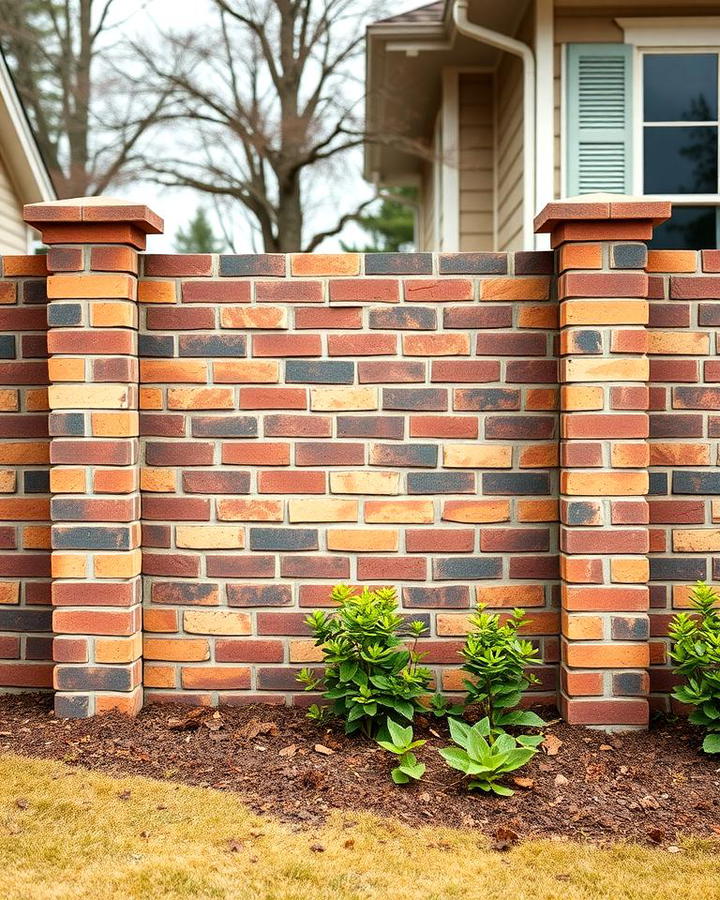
[1, 694, 719, 846]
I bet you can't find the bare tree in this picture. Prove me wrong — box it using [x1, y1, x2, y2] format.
[0, 0, 167, 197]
[138, 0, 391, 253]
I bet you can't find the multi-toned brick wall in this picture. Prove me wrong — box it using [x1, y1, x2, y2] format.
[137, 251, 560, 704]
[0, 254, 53, 690]
[647, 248, 720, 712]
[6, 195, 720, 727]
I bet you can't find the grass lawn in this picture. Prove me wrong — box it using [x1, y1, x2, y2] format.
[0, 753, 717, 900]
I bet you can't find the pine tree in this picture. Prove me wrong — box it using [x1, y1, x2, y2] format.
[175, 208, 226, 253]
[341, 187, 417, 253]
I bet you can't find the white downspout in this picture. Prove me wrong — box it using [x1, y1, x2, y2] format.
[452, 0, 537, 249]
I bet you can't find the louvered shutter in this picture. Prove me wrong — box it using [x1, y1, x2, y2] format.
[566, 43, 633, 195]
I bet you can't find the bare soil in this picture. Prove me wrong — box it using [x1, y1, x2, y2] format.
[1, 694, 718, 846]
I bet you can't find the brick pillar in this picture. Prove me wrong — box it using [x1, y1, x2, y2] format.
[536, 195, 670, 729]
[23, 199, 163, 717]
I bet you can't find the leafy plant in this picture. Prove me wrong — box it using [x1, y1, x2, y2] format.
[297, 585, 432, 737]
[376, 718, 426, 784]
[438, 717, 540, 796]
[460, 606, 545, 735]
[669, 581, 720, 754]
[306, 703, 332, 726]
[428, 694, 464, 719]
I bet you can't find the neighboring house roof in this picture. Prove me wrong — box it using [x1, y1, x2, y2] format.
[0, 48, 56, 204]
[365, 0, 528, 183]
[378, 2, 445, 25]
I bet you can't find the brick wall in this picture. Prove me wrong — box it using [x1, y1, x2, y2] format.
[137, 250, 560, 704]
[0, 255, 52, 690]
[647, 249, 720, 712]
[2, 194, 717, 726]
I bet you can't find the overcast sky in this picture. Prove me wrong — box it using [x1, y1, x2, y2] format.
[106, 0, 424, 253]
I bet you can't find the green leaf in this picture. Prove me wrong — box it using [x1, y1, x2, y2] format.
[339, 660, 358, 682]
[702, 733, 720, 754]
[516, 734, 544, 749]
[501, 710, 546, 728]
[391, 767, 410, 784]
[386, 718, 412, 748]
[448, 717, 471, 750]
[489, 782, 514, 797]
[376, 740, 403, 755]
[438, 746, 472, 773]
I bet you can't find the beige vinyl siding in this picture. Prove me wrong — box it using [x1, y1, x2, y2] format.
[0, 151, 27, 254]
[458, 73, 494, 251]
[495, 52, 524, 251]
[419, 160, 436, 251]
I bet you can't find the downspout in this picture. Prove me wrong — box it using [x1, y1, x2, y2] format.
[452, 0, 536, 249]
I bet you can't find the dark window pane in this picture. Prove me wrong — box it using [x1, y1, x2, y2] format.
[649, 206, 717, 250]
[644, 126, 717, 193]
[644, 54, 718, 121]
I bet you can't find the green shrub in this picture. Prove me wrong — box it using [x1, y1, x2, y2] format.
[669, 581, 720, 754]
[376, 718, 426, 784]
[297, 585, 432, 737]
[438, 717, 539, 796]
[459, 606, 545, 735]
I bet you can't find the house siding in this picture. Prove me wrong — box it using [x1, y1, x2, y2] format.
[0, 152, 28, 254]
[495, 53, 524, 251]
[458, 73, 494, 251]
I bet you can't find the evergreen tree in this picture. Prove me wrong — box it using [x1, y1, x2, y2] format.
[341, 187, 417, 253]
[175, 208, 226, 253]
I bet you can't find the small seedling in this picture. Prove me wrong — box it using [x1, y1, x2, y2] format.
[438, 716, 539, 796]
[428, 694, 464, 719]
[376, 717, 426, 784]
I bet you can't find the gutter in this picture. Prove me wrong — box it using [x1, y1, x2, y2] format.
[452, 0, 536, 248]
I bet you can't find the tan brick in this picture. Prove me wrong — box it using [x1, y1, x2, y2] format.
[50, 468, 86, 494]
[648, 331, 709, 355]
[93, 548, 142, 578]
[474, 584, 546, 608]
[672, 529, 720, 552]
[330, 471, 400, 495]
[310, 387, 378, 411]
[289, 639, 323, 663]
[49, 384, 130, 410]
[95, 634, 143, 664]
[561, 471, 648, 496]
[221, 306, 288, 329]
[441, 500, 510, 523]
[138, 281, 177, 303]
[140, 360, 208, 383]
[90, 300, 136, 328]
[0, 582, 19, 604]
[52, 553, 87, 578]
[365, 500, 434, 524]
[650, 442, 710, 466]
[561, 612, 604, 640]
[213, 361, 279, 383]
[143, 664, 176, 688]
[168, 388, 234, 409]
[91, 411, 139, 437]
[144, 638, 210, 661]
[326, 529, 398, 551]
[175, 526, 245, 549]
[48, 357, 86, 382]
[611, 557, 649, 584]
[0, 471, 16, 493]
[48, 273, 135, 299]
[561, 385, 604, 410]
[288, 498, 358, 523]
[561, 300, 648, 326]
[140, 468, 176, 493]
[443, 444, 512, 468]
[183, 610, 252, 636]
[563, 358, 649, 383]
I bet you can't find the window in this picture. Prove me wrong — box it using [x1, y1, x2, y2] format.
[641, 51, 720, 249]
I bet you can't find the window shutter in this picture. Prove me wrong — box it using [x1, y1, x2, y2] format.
[566, 43, 633, 195]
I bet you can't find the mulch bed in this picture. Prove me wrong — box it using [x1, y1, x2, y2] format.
[1, 693, 718, 846]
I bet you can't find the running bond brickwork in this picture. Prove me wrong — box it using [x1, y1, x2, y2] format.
[137, 249, 560, 706]
[0, 193, 714, 727]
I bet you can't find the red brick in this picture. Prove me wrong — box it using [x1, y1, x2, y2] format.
[328, 333, 396, 356]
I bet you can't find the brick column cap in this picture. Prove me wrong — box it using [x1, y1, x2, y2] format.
[534, 193, 671, 234]
[23, 197, 164, 234]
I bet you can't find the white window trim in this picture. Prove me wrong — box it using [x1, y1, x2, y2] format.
[617, 18, 720, 49]
[441, 68, 460, 252]
[618, 20, 720, 245]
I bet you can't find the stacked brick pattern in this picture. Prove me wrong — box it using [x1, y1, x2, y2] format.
[137, 251, 560, 704]
[646, 248, 720, 712]
[0, 255, 52, 689]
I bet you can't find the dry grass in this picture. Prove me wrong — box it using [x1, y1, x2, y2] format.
[0, 753, 717, 899]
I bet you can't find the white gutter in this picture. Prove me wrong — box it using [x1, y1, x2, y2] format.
[452, 0, 536, 248]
